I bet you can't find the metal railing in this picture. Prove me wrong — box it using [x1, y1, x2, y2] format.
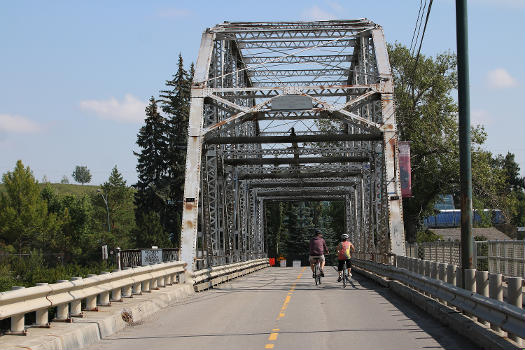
[120, 248, 180, 268]
[406, 240, 525, 278]
[0, 261, 186, 335]
[353, 256, 524, 346]
[192, 258, 269, 291]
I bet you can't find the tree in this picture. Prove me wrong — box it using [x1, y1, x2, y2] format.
[93, 166, 135, 250]
[159, 54, 192, 244]
[0, 161, 59, 253]
[133, 211, 170, 248]
[388, 43, 492, 242]
[134, 97, 170, 244]
[72, 166, 92, 185]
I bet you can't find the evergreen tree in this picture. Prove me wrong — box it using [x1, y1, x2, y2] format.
[158, 54, 192, 245]
[134, 97, 170, 241]
[0, 161, 60, 253]
[96, 166, 135, 249]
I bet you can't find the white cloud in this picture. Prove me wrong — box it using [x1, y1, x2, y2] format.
[471, 109, 491, 126]
[157, 8, 191, 19]
[0, 114, 41, 133]
[80, 94, 147, 123]
[301, 6, 337, 21]
[486, 68, 518, 89]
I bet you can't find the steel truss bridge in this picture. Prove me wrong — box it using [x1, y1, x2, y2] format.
[180, 20, 405, 270]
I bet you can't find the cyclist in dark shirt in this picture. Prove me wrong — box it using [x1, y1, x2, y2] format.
[309, 229, 329, 278]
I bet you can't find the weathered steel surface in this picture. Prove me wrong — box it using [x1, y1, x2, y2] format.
[180, 20, 406, 270]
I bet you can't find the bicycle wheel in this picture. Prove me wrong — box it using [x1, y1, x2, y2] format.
[342, 262, 347, 288]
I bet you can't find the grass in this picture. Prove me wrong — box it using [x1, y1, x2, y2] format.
[0, 183, 100, 196]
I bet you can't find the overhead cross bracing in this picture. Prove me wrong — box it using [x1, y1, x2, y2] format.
[180, 20, 406, 270]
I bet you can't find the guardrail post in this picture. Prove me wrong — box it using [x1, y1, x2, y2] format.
[98, 272, 111, 306]
[475, 270, 489, 325]
[446, 264, 457, 306]
[158, 275, 165, 288]
[464, 269, 476, 317]
[69, 277, 83, 316]
[83, 275, 98, 311]
[110, 270, 123, 302]
[446, 264, 457, 285]
[151, 276, 159, 290]
[34, 283, 50, 327]
[438, 263, 446, 282]
[418, 259, 425, 275]
[488, 273, 503, 334]
[424, 260, 431, 277]
[142, 279, 151, 292]
[507, 277, 523, 345]
[9, 286, 26, 334]
[430, 262, 438, 280]
[54, 280, 72, 319]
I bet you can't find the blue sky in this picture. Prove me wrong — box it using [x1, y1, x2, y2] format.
[1, 0, 524, 185]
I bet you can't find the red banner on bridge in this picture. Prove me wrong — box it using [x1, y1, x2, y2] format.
[399, 141, 412, 198]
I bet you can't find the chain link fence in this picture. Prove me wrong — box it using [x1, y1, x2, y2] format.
[405, 240, 525, 278]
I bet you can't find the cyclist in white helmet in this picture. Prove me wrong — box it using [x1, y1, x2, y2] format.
[336, 233, 355, 282]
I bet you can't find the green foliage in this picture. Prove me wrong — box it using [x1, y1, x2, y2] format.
[0, 251, 115, 292]
[0, 161, 60, 253]
[72, 165, 92, 185]
[94, 166, 135, 249]
[134, 56, 193, 247]
[388, 43, 512, 241]
[416, 230, 443, 243]
[265, 201, 340, 265]
[134, 211, 170, 248]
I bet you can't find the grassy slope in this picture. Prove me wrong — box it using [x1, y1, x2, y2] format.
[0, 183, 100, 196]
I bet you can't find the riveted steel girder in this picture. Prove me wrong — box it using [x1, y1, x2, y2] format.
[180, 20, 405, 271]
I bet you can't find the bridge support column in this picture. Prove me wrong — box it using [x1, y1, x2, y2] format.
[180, 31, 215, 272]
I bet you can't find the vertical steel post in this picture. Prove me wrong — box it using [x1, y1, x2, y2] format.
[456, 0, 473, 288]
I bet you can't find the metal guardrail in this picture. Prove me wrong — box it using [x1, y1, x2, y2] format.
[0, 261, 186, 335]
[406, 240, 525, 278]
[192, 258, 269, 291]
[353, 257, 525, 343]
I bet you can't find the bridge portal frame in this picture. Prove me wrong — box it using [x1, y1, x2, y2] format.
[180, 20, 405, 270]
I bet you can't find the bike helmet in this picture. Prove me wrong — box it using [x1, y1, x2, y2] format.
[341, 233, 349, 240]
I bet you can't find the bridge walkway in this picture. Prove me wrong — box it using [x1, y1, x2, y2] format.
[83, 267, 474, 350]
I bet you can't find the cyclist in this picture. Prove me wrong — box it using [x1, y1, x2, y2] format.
[337, 234, 355, 282]
[309, 229, 329, 278]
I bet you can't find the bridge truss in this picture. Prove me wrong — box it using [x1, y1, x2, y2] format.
[180, 20, 405, 270]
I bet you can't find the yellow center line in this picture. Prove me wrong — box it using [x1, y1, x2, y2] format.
[265, 266, 306, 348]
[268, 332, 279, 341]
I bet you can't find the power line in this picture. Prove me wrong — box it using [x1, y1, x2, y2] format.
[409, 0, 427, 55]
[413, 0, 434, 71]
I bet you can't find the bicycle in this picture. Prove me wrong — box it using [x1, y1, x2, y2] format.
[312, 258, 322, 285]
[341, 260, 351, 288]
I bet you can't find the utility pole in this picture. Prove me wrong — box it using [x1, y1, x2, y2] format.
[456, 0, 473, 288]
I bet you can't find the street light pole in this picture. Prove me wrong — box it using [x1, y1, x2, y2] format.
[97, 189, 111, 232]
[456, 0, 473, 287]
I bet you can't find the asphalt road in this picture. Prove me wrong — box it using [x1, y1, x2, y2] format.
[83, 267, 475, 350]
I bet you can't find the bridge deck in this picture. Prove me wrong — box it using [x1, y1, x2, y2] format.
[84, 267, 474, 350]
